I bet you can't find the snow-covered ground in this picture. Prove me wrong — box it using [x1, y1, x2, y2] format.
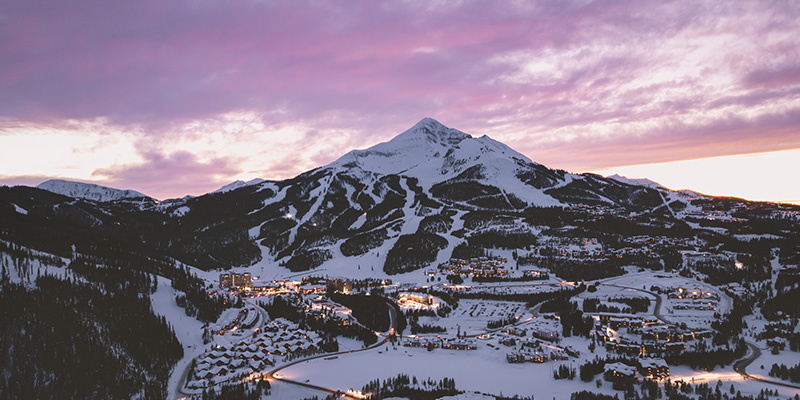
[267, 380, 328, 399]
[417, 299, 532, 335]
[150, 276, 206, 399]
[598, 270, 731, 327]
[0, 245, 74, 287]
[669, 365, 800, 398]
[279, 341, 618, 399]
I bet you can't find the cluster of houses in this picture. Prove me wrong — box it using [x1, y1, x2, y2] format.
[524, 236, 607, 262]
[218, 272, 286, 295]
[287, 276, 394, 295]
[668, 287, 720, 301]
[638, 325, 713, 342]
[511, 316, 561, 342]
[603, 338, 686, 355]
[593, 313, 713, 357]
[500, 327, 579, 364]
[666, 286, 720, 312]
[398, 292, 436, 308]
[604, 358, 670, 382]
[403, 336, 477, 351]
[186, 346, 272, 389]
[504, 343, 578, 364]
[683, 252, 735, 268]
[217, 274, 394, 298]
[506, 351, 550, 363]
[522, 234, 702, 267]
[438, 257, 509, 278]
[213, 306, 259, 335]
[621, 235, 703, 251]
[592, 313, 659, 330]
[723, 282, 752, 301]
[186, 318, 321, 390]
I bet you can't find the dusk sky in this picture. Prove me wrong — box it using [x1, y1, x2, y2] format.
[1, 0, 799, 202]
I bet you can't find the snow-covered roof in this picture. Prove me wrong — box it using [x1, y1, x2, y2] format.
[604, 362, 636, 376]
[638, 358, 668, 369]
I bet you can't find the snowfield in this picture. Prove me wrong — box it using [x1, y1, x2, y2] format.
[279, 340, 619, 399]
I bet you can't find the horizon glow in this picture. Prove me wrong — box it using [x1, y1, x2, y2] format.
[1, 1, 799, 200]
[592, 148, 800, 205]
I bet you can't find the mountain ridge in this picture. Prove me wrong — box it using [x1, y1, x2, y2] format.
[3, 118, 797, 278]
[36, 179, 151, 202]
[27, 118, 698, 202]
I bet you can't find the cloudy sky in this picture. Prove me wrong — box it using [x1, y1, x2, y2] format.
[1, 0, 798, 202]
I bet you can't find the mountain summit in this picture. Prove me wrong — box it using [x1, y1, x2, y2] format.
[330, 118, 532, 176]
[329, 117, 472, 175]
[328, 118, 564, 206]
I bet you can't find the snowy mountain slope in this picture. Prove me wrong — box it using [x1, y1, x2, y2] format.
[323, 118, 671, 212]
[211, 178, 266, 194]
[36, 179, 151, 202]
[327, 118, 566, 207]
[8, 119, 653, 278]
[164, 118, 693, 274]
[223, 119, 676, 276]
[6, 118, 797, 280]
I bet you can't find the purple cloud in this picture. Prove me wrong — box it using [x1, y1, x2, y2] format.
[93, 150, 240, 199]
[1, 0, 799, 198]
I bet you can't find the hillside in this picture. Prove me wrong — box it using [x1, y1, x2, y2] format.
[1, 119, 798, 280]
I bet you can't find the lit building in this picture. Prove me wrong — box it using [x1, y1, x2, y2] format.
[220, 272, 252, 288]
[220, 273, 233, 288]
[398, 292, 434, 305]
[327, 278, 353, 294]
[233, 273, 252, 287]
[604, 362, 637, 381]
[638, 358, 669, 380]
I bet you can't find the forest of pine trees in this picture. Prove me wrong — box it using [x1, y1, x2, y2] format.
[360, 373, 459, 400]
[0, 274, 183, 399]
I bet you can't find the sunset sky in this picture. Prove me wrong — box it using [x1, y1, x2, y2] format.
[1, 1, 798, 202]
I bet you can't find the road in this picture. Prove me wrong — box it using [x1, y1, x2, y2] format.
[733, 341, 761, 377]
[602, 283, 672, 324]
[733, 340, 800, 390]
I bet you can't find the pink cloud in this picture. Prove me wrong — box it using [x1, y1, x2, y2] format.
[0, 0, 799, 198]
[527, 108, 800, 172]
[743, 64, 800, 89]
[92, 150, 240, 199]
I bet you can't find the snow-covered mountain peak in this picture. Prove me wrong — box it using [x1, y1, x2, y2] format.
[36, 179, 151, 202]
[328, 118, 534, 179]
[328, 118, 472, 176]
[398, 117, 471, 146]
[324, 118, 566, 206]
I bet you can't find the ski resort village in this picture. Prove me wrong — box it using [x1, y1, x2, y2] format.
[2, 120, 800, 400]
